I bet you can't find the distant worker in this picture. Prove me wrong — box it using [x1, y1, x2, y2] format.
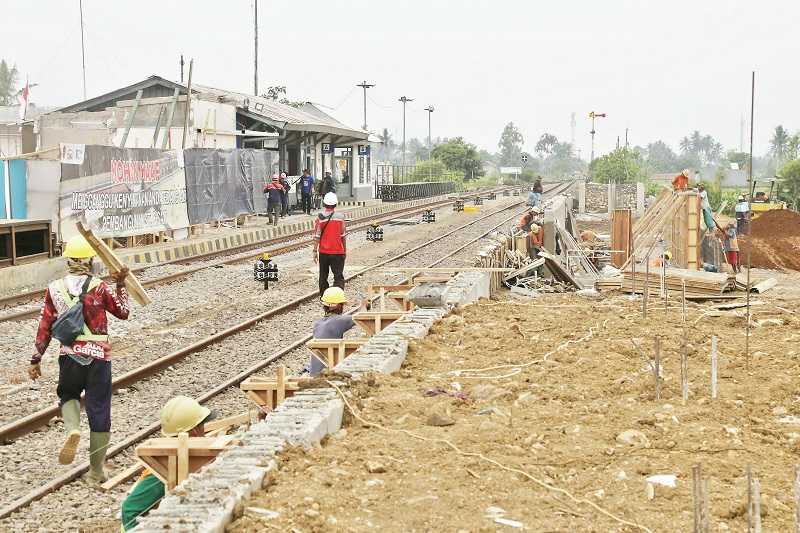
[672, 169, 690, 191]
[279, 172, 291, 216]
[120, 396, 214, 530]
[30, 235, 130, 485]
[580, 230, 597, 243]
[308, 287, 370, 375]
[300, 168, 315, 215]
[313, 192, 347, 294]
[652, 250, 672, 268]
[264, 174, 283, 226]
[321, 171, 336, 196]
[531, 177, 543, 206]
[519, 208, 545, 264]
[720, 221, 740, 273]
[735, 194, 750, 234]
[697, 184, 717, 231]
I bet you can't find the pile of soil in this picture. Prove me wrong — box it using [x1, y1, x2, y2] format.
[228, 292, 800, 532]
[740, 209, 800, 271]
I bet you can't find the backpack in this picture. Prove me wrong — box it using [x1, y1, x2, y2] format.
[51, 277, 92, 346]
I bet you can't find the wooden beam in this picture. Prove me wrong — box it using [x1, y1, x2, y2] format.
[161, 88, 180, 150]
[119, 89, 143, 148]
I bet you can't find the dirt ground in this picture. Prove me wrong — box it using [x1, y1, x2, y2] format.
[739, 209, 800, 271]
[228, 269, 800, 532]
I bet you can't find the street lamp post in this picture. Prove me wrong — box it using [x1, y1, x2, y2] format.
[424, 106, 434, 179]
[399, 96, 413, 169]
[357, 81, 375, 130]
[589, 111, 607, 162]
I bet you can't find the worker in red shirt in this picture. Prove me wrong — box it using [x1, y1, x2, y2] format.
[672, 169, 690, 191]
[313, 192, 347, 294]
[29, 234, 130, 485]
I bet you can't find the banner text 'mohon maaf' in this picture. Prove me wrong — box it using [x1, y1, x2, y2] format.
[110, 159, 161, 184]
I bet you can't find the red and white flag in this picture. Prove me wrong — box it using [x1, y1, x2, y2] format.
[18, 80, 30, 121]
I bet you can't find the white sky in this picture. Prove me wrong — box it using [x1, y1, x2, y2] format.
[3, 0, 799, 157]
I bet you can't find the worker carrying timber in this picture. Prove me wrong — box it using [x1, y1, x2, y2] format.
[120, 396, 214, 530]
[313, 192, 347, 295]
[308, 287, 370, 375]
[720, 221, 740, 273]
[29, 234, 130, 484]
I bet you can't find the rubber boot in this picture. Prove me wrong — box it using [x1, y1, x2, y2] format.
[87, 431, 110, 485]
[58, 400, 81, 465]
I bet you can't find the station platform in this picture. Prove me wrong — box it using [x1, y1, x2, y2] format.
[0, 194, 452, 294]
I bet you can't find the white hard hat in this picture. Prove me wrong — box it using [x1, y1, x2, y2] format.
[530, 223, 540, 233]
[323, 192, 338, 206]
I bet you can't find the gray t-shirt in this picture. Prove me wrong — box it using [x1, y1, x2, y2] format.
[310, 314, 355, 374]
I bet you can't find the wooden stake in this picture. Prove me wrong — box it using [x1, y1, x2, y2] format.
[681, 327, 689, 403]
[276, 366, 285, 404]
[177, 432, 189, 486]
[643, 252, 651, 319]
[794, 465, 800, 533]
[711, 336, 718, 400]
[693, 464, 702, 533]
[753, 477, 762, 533]
[702, 478, 710, 533]
[682, 279, 687, 323]
[654, 336, 661, 401]
[747, 466, 753, 533]
[379, 287, 386, 311]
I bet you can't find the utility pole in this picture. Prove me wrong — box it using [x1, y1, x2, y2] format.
[589, 111, 607, 162]
[625, 127, 629, 148]
[399, 96, 413, 167]
[253, 0, 258, 96]
[79, 0, 87, 99]
[357, 81, 375, 130]
[180, 54, 185, 83]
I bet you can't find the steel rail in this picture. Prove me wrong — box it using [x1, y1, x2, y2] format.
[0, 188, 507, 322]
[0, 181, 573, 520]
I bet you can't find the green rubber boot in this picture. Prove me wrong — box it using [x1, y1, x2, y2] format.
[58, 400, 81, 465]
[87, 431, 110, 485]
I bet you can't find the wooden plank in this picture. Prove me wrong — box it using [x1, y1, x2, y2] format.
[203, 412, 250, 433]
[100, 462, 145, 492]
[611, 209, 632, 268]
[119, 89, 143, 149]
[176, 433, 189, 485]
[76, 221, 151, 306]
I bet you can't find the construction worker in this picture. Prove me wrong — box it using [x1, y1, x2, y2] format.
[299, 168, 315, 215]
[720, 221, 740, 273]
[120, 396, 214, 530]
[313, 192, 347, 295]
[308, 287, 371, 375]
[735, 195, 749, 234]
[672, 169, 690, 191]
[30, 234, 130, 484]
[263, 174, 283, 225]
[320, 171, 336, 196]
[531, 177, 543, 206]
[697, 184, 717, 231]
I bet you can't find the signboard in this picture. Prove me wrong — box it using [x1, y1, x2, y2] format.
[521, 154, 528, 163]
[500, 167, 522, 174]
[59, 146, 190, 241]
[322, 143, 333, 154]
[60, 143, 86, 165]
[357, 144, 370, 156]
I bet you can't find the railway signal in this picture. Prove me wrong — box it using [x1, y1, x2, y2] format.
[453, 199, 465, 212]
[254, 253, 278, 290]
[366, 224, 384, 242]
[422, 209, 436, 223]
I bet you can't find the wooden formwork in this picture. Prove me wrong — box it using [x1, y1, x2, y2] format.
[305, 339, 367, 370]
[135, 434, 235, 490]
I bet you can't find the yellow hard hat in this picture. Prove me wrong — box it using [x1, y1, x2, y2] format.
[321, 287, 348, 305]
[664, 250, 672, 260]
[261, 252, 270, 261]
[160, 396, 211, 437]
[63, 235, 96, 259]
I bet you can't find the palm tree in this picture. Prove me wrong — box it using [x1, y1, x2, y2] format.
[377, 128, 395, 162]
[679, 136, 692, 155]
[770, 125, 789, 164]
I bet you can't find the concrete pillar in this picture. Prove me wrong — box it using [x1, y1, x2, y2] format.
[636, 182, 645, 217]
[607, 182, 616, 214]
[578, 181, 586, 213]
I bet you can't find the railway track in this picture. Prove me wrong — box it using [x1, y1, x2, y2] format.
[0, 187, 508, 323]
[0, 181, 574, 524]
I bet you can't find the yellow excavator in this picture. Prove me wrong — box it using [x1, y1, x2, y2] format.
[750, 177, 787, 218]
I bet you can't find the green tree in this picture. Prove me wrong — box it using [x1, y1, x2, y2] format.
[376, 128, 396, 162]
[787, 134, 800, 161]
[497, 122, 524, 166]
[534, 133, 558, 158]
[432, 137, 484, 179]
[589, 147, 646, 183]
[260, 85, 304, 108]
[643, 140, 679, 173]
[726, 150, 749, 170]
[541, 142, 585, 179]
[0, 60, 19, 106]
[778, 159, 800, 209]
[770, 125, 790, 164]
[678, 130, 723, 166]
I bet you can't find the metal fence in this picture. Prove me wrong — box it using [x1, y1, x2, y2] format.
[375, 181, 457, 202]
[374, 164, 464, 200]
